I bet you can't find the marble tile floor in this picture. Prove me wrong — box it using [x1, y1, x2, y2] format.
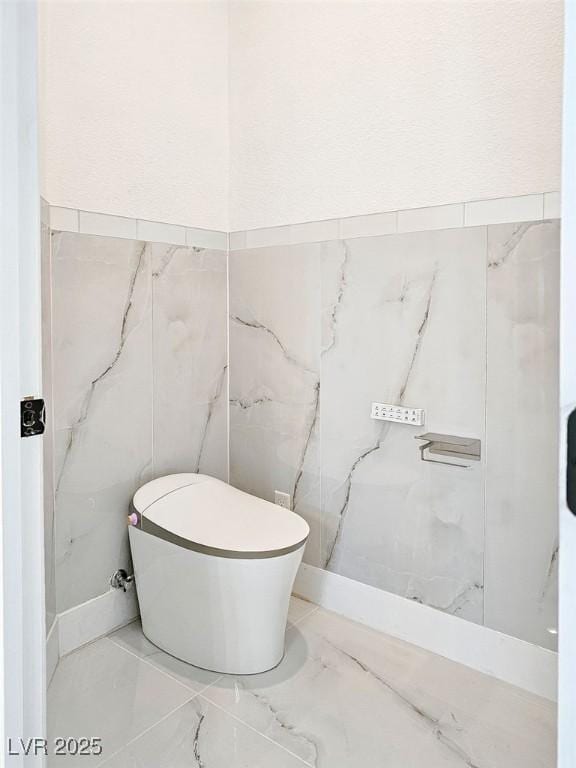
[48, 596, 556, 768]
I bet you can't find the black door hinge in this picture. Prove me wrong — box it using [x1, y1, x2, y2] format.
[20, 397, 46, 437]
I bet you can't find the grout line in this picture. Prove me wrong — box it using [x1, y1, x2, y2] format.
[57, 628, 123, 662]
[105, 598, 314, 693]
[226, 239, 231, 483]
[149, 242, 155, 481]
[103, 614, 313, 765]
[95, 692, 199, 767]
[106, 628, 220, 696]
[482, 224, 489, 630]
[104, 596, 316, 698]
[290, 600, 320, 626]
[192, 671, 224, 697]
[197, 692, 313, 767]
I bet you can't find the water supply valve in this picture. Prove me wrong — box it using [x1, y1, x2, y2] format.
[110, 569, 134, 593]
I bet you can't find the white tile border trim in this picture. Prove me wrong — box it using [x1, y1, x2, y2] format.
[57, 587, 139, 657]
[339, 210, 397, 240]
[397, 202, 464, 233]
[80, 210, 137, 240]
[136, 218, 187, 246]
[47, 205, 228, 250]
[47, 193, 559, 251]
[230, 192, 560, 250]
[49, 205, 79, 233]
[186, 226, 228, 251]
[463, 193, 544, 227]
[46, 617, 60, 686]
[544, 191, 561, 219]
[294, 563, 557, 702]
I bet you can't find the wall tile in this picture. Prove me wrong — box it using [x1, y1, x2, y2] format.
[79, 210, 138, 240]
[229, 229, 488, 623]
[51, 233, 153, 612]
[50, 206, 79, 233]
[464, 195, 543, 227]
[185, 227, 228, 251]
[339, 211, 397, 240]
[229, 243, 325, 566]
[543, 191, 561, 219]
[320, 229, 486, 623]
[229, 231, 247, 250]
[242, 220, 339, 250]
[151, 244, 228, 480]
[50, 233, 230, 614]
[137, 219, 187, 246]
[485, 220, 560, 650]
[397, 203, 464, 233]
[40, 197, 50, 227]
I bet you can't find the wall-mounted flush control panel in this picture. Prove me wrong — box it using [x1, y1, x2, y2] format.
[370, 402, 425, 426]
[275, 491, 292, 510]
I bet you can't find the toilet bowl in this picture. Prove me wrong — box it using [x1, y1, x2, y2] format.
[128, 473, 309, 674]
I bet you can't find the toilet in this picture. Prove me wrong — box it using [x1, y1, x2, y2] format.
[128, 473, 309, 674]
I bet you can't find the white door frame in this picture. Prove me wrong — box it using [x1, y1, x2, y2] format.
[559, 2, 576, 766]
[0, 1, 46, 764]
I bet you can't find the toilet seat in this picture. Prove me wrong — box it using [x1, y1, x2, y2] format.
[132, 473, 309, 559]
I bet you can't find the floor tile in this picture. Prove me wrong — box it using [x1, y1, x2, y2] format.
[50, 602, 556, 768]
[288, 595, 317, 625]
[48, 638, 193, 766]
[202, 608, 556, 768]
[99, 696, 308, 768]
[108, 620, 222, 692]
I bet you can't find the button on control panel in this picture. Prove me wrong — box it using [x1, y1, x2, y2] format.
[371, 402, 425, 426]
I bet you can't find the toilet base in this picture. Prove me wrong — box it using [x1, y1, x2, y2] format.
[129, 526, 304, 674]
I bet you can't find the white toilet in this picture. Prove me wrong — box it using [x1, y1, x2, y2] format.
[128, 473, 309, 674]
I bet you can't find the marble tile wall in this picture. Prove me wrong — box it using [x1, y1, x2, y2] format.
[48, 233, 227, 614]
[485, 221, 560, 648]
[151, 244, 228, 479]
[321, 230, 486, 624]
[229, 220, 560, 649]
[229, 244, 323, 565]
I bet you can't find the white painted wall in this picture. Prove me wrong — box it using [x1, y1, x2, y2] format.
[38, 0, 229, 231]
[229, 0, 563, 230]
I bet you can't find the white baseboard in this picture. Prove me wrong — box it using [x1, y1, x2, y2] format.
[57, 587, 139, 657]
[294, 563, 557, 702]
[46, 618, 60, 686]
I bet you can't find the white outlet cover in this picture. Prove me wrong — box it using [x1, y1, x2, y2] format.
[274, 491, 292, 510]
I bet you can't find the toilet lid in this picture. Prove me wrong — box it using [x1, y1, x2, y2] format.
[132, 474, 309, 559]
